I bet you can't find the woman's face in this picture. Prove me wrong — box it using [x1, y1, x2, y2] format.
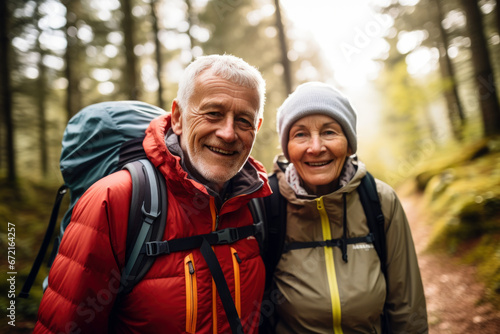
[287, 114, 352, 195]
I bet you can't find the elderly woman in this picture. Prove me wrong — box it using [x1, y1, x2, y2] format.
[264, 82, 427, 333]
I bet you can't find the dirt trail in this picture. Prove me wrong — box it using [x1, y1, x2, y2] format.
[400, 193, 500, 333]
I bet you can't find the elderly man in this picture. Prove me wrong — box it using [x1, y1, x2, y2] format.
[35, 55, 271, 334]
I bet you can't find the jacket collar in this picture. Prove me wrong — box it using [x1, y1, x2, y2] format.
[273, 154, 367, 204]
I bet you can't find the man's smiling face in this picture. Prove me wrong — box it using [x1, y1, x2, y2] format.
[171, 70, 262, 190]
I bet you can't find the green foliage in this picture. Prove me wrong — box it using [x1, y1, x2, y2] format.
[425, 145, 500, 250]
[415, 138, 491, 189]
[462, 234, 500, 309]
[417, 138, 500, 306]
[372, 59, 439, 186]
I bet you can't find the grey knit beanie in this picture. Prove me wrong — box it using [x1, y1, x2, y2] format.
[277, 82, 357, 160]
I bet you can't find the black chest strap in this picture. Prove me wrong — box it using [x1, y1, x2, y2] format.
[283, 233, 375, 253]
[141, 224, 258, 256]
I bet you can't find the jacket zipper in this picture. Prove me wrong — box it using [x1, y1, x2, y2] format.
[316, 197, 344, 334]
[231, 247, 242, 317]
[184, 254, 198, 333]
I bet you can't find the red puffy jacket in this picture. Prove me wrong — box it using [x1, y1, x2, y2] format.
[34, 114, 271, 333]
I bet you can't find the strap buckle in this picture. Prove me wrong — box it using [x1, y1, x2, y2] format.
[141, 205, 161, 225]
[325, 239, 341, 248]
[146, 241, 169, 256]
[215, 228, 239, 244]
[366, 233, 375, 244]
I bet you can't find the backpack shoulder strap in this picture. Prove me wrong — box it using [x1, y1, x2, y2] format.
[120, 159, 167, 295]
[248, 197, 266, 254]
[358, 171, 391, 333]
[262, 173, 287, 286]
[358, 171, 386, 272]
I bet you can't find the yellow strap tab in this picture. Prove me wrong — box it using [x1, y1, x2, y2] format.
[231, 247, 241, 317]
[184, 254, 197, 333]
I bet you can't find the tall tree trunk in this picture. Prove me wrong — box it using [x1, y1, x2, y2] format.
[121, 0, 139, 100]
[64, 0, 81, 121]
[186, 0, 197, 60]
[433, 0, 465, 140]
[37, 56, 48, 178]
[0, 0, 16, 184]
[36, 3, 48, 178]
[274, 0, 292, 95]
[460, 0, 500, 136]
[151, 0, 165, 109]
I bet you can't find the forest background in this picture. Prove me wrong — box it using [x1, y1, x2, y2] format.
[0, 0, 499, 331]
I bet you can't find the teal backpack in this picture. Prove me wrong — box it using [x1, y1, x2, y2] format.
[19, 101, 168, 297]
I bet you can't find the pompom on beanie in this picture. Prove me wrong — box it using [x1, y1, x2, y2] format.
[276, 82, 358, 160]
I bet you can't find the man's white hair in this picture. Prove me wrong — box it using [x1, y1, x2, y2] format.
[176, 54, 266, 120]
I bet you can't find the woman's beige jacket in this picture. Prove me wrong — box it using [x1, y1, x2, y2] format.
[272, 156, 428, 334]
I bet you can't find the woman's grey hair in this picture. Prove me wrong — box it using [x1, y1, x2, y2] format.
[176, 54, 266, 120]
